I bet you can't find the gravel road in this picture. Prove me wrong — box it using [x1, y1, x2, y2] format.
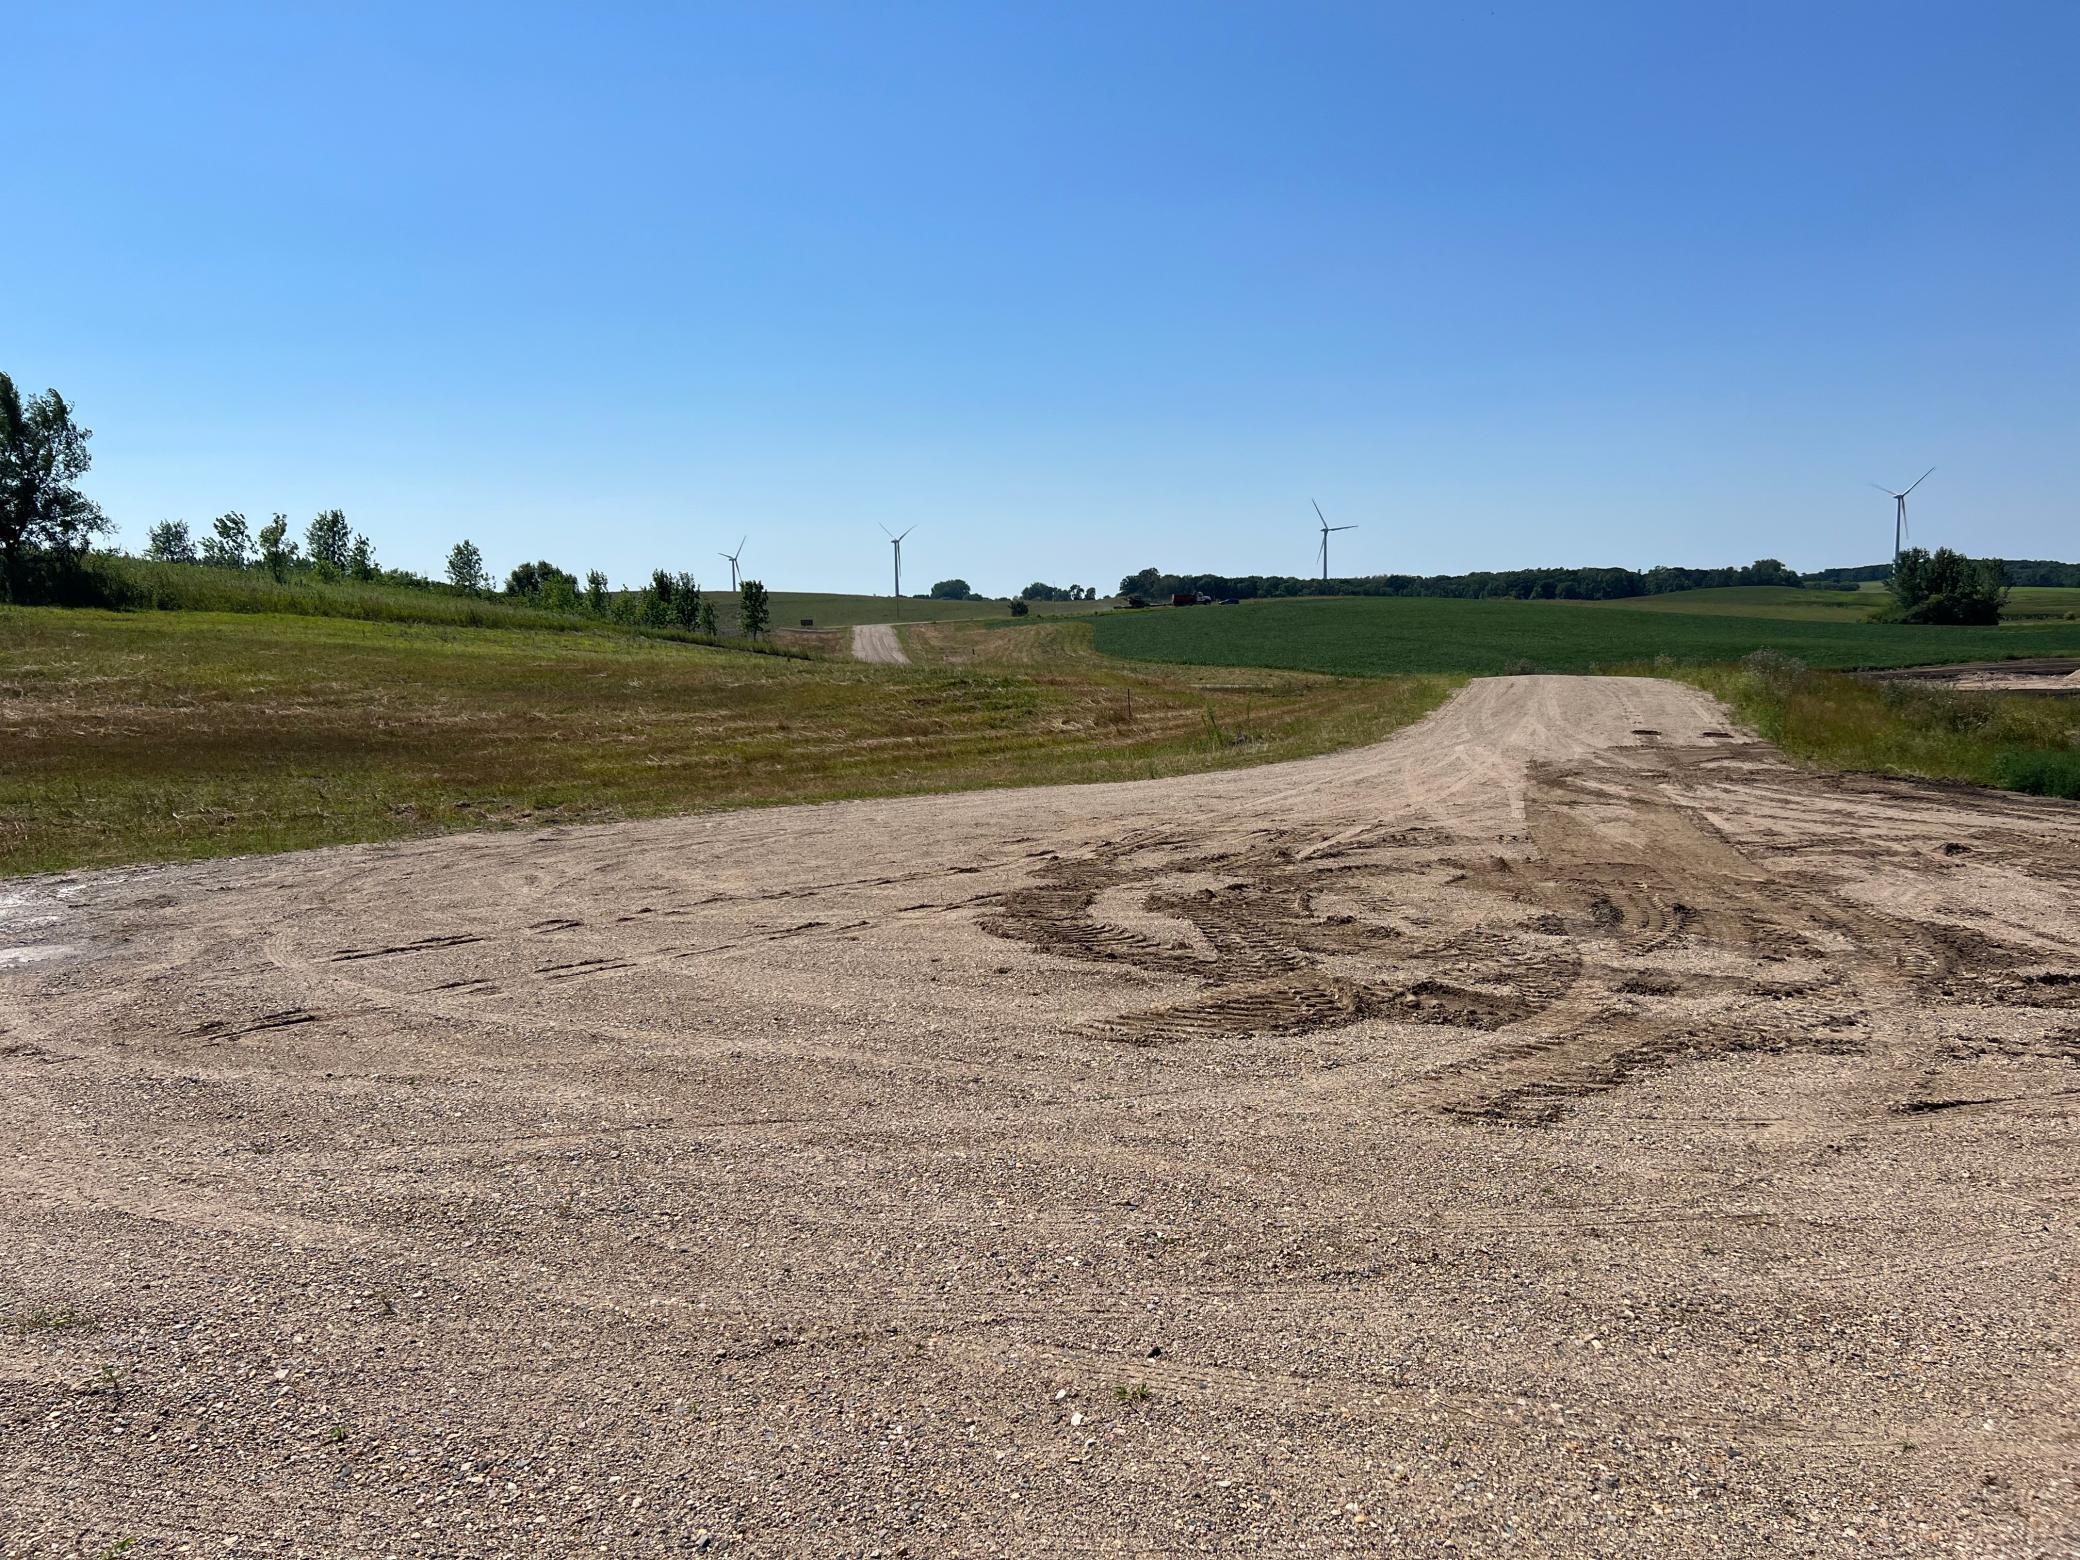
[850, 623, 909, 663]
[3, 675, 2077, 1556]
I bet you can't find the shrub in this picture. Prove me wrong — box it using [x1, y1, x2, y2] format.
[1991, 748, 2080, 800]
[1010, 599, 1030, 617]
[1740, 648, 1808, 686]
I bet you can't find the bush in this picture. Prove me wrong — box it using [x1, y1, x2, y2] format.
[1009, 599, 1030, 617]
[1991, 748, 2080, 800]
[1740, 648, 1808, 686]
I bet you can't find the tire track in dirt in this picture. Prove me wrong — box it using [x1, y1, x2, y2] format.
[6, 675, 2079, 1555]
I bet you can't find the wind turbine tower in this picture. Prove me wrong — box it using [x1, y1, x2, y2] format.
[1313, 500, 1357, 584]
[719, 536, 746, 591]
[1871, 468, 1934, 567]
[881, 524, 915, 616]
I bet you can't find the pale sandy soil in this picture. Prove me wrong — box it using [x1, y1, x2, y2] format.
[850, 624, 910, 664]
[1865, 658, 2080, 695]
[3, 676, 2078, 1557]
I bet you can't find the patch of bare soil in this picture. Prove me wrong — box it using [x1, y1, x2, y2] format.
[3, 676, 2077, 1556]
[1865, 657, 2080, 695]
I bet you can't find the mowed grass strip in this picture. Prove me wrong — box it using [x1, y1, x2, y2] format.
[1092, 595, 2080, 677]
[0, 610, 1455, 875]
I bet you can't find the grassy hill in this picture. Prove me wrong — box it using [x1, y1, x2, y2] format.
[64, 556, 1107, 638]
[1091, 594, 2080, 678]
[0, 607, 1447, 875]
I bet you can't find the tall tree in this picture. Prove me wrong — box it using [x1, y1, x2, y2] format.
[739, 579, 770, 637]
[257, 513, 297, 581]
[201, 512, 253, 569]
[348, 532, 377, 581]
[584, 569, 609, 614]
[306, 509, 352, 576]
[145, 520, 197, 563]
[0, 372, 109, 596]
[446, 539, 488, 593]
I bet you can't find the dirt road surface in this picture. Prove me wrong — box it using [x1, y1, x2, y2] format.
[851, 623, 909, 664]
[4, 676, 2078, 1557]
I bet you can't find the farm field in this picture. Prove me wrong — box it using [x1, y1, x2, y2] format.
[704, 589, 1107, 634]
[0, 607, 1448, 876]
[7, 675, 2077, 1554]
[1092, 592, 2080, 677]
[1591, 583, 2080, 621]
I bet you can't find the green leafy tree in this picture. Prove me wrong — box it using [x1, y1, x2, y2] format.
[347, 532, 377, 581]
[446, 538, 488, 593]
[145, 520, 197, 563]
[584, 569, 609, 614]
[1118, 568, 1162, 599]
[504, 558, 579, 602]
[306, 509, 352, 576]
[640, 568, 707, 628]
[1883, 547, 2007, 625]
[0, 372, 110, 597]
[929, 578, 973, 600]
[201, 512, 252, 570]
[739, 579, 770, 637]
[257, 513, 297, 581]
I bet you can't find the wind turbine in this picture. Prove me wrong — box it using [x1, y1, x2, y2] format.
[880, 524, 915, 615]
[1312, 500, 1356, 584]
[718, 536, 745, 591]
[1870, 467, 1934, 566]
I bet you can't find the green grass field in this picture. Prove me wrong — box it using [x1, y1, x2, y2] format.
[0, 609, 1450, 875]
[1092, 594, 2080, 677]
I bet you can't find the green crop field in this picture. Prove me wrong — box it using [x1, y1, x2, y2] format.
[1589, 584, 2080, 621]
[1588, 586, 1879, 619]
[1092, 594, 2080, 677]
[704, 590, 1106, 633]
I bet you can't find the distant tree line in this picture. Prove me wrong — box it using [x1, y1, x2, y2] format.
[1805, 558, 2080, 588]
[1116, 559, 1805, 603]
[929, 577, 1102, 602]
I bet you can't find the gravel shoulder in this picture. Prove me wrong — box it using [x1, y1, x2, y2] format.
[3, 675, 2077, 1556]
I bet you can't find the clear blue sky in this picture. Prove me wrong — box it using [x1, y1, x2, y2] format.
[11, 2, 2076, 594]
